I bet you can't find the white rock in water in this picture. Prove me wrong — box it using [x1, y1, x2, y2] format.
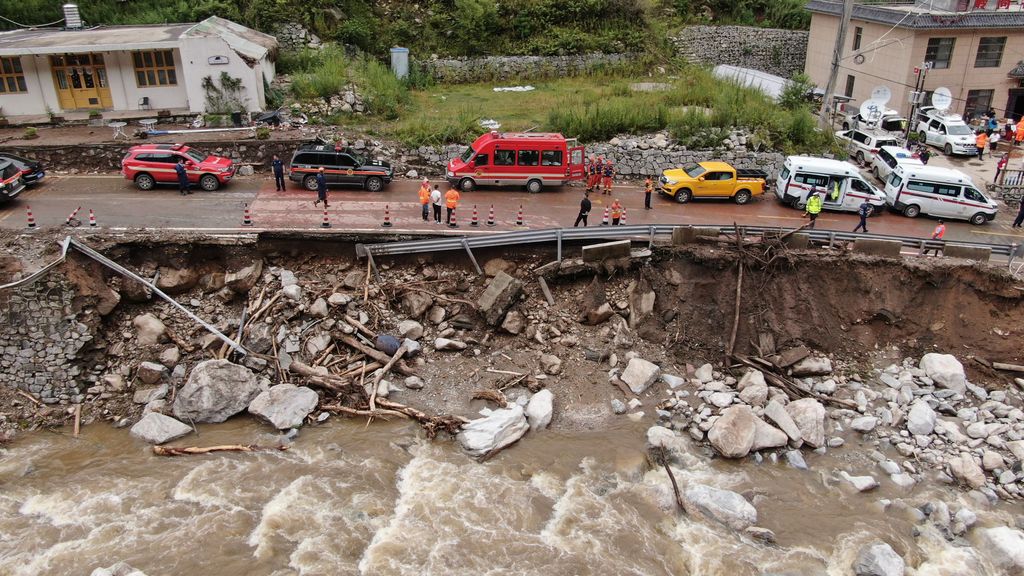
[851, 416, 879, 433]
[525, 389, 553, 431]
[694, 363, 714, 383]
[906, 401, 936, 436]
[172, 360, 261, 424]
[684, 484, 757, 530]
[977, 527, 1024, 572]
[620, 357, 661, 394]
[854, 541, 905, 576]
[785, 398, 826, 448]
[708, 405, 757, 458]
[434, 337, 467, 351]
[247, 384, 319, 430]
[129, 412, 192, 445]
[841, 471, 879, 492]
[457, 405, 529, 457]
[750, 417, 788, 451]
[919, 353, 966, 394]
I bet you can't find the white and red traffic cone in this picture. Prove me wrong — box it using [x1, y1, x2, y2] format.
[382, 204, 393, 228]
[65, 206, 81, 227]
[321, 207, 330, 228]
[600, 207, 610, 226]
[25, 205, 36, 229]
[470, 204, 479, 227]
[515, 205, 524, 226]
[486, 204, 496, 227]
[242, 204, 252, 226]
[88, 209, 97, 227]
[449, 207, 458, 228]
[620, 207, 627, 226]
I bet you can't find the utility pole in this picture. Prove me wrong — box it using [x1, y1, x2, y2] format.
[818, 0, 856, 130]
[905, 63, 929, 142]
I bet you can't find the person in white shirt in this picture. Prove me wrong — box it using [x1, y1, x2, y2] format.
[429, 185, 442, 224]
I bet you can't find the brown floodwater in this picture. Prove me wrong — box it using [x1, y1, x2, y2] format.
[0, 417, 1019, 575]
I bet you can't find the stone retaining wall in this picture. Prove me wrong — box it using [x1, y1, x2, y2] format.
[670, 25, 808, 78]
[0, 141, 299, 173]
[419, 53, 634, 84]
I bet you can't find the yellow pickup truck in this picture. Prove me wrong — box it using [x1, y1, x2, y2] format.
[659, 161, 768, 204]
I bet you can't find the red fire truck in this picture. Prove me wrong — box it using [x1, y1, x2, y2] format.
[446, 131, 586, 193]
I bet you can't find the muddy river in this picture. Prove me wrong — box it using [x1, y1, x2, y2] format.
[0, 419, 1019, 575]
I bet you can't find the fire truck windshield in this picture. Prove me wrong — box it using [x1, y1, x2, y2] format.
[459, 147, 475, 162]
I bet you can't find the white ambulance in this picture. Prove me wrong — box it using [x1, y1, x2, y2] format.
[775, 156, 887, 214]
[884, 165, 997, 225]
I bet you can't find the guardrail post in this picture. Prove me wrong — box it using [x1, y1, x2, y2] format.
[828, 232, 835, 249]
[648, 225, 655, 249]
[556, 229, 563, 263]
[462, 238, 483, 275]
[366, 251, 381, 281]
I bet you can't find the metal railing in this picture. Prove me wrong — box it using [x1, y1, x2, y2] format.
[355, 224, 1019, 274]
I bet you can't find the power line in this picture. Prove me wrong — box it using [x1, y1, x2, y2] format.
[0, 14, 66, 28]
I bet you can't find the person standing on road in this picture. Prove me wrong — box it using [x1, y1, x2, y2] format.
[602, 160, 615, 195]
[610, 199, 623, 225]
[853, 199, 872, 233]
[996, 154, 1009, 183]
[430, 185, 442, 224]
[644, 177, 653, 210]
[1006, 118, 1016, 142]
[272, 155, 285, 191]
[584, 155, 595, 193]
[418, 179, 431, 222]
[444, 187, 460, 226]
[919, 146, 931, 165]
[1013, 201, 1024, 228]
[805, 191, 823, 229]
[976, 131, 988, 160]
[1015, 122, 1024, 146]
[574, 191, 592, 227]
[313, 167, 329, 208]
[923, 220, 946, 256]
[175, 158, 191, 196]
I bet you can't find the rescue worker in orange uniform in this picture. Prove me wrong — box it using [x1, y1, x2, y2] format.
[445, 187, 460, 226]
[602, 159, 615, 195]
[418, 178, 431, 222]
[589, 156, 603, 192]
[584, 155, 596, 192]
[610, 199, 623, 225]
[923, 220, 946, 256]
[976, 131, 988, 161]
[644, 177, 653, 210]
[1015, 122, 1024, 146]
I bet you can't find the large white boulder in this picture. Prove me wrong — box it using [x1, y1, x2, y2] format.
[457, 405, 529, 457]
[785, 398, 826, 448]
[708, 405, 757, 458]
[919, 353, 966, 394]
[750, 417, 789, 451]
[906, 400, 936, 436]
[976, 527, 1024, 572]
[764, 400, 802, 443]
[620, 358, 661, 394]
[854, 541, 905, 576]
[172, 360, 261, 424]
[247, 384, 319, 429]
[525, 389, 554, 432]
[684, 484, 757, 531]
[129, 412, 192, 445]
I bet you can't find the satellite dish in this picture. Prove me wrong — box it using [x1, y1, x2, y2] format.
[870, 86, 892, 106]
[861, 98, 886, 122]
[932, 87, 953, 112]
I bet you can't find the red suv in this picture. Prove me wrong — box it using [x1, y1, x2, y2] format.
[121, 144, 235, 191]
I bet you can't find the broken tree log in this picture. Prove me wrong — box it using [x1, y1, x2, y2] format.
[153, 444, 288, 456]
[336, 335, 415, 376]
[730, 354, 858, 410]
[289, 360, 359, 393]
[992, 362, 1024, 372]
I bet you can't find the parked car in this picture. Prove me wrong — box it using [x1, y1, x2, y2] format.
[658, 161, 767, 204]
[834, 128, 900, 167]
[288, 143, 393, 192]
[884, 164, 996, 225]
[776, 156, 886, 214]
[121, 144, 235, 191]
[872, 145, 923, 183]
[841, 104, 907, 134]
[446, 131, 585, 193]
[915, 108, 977, 156]
[0, 153, 44, 185]
[0, 159, 26, 204]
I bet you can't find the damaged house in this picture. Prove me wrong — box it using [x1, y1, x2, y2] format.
[0, 12, 277, 117]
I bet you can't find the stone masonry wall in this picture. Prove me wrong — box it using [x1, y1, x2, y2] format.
[420, 53, 634, 84]
[0, 272, 93, 404]
[671, 25, 808, 78]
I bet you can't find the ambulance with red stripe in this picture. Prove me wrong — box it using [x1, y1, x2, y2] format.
[883, 164, 997, 225]
[288, 143, 393, 192]
[446, 131, 585, 193]
[0, 159, 25, 204]
[776, 156, 886, 214]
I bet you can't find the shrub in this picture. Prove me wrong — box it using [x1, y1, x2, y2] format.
[547, 96, 668, 141]
[395, 107, 484, 147]
[277, 49, 326, 75]
[23, 127, 37, 140]
[290, 47, 349, 100]
[778, 73, 816, 111]
[354, 58, 409, 120]
[255, 126, 271, 140]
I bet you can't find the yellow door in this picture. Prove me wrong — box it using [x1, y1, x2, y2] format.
[51, 54, 112, 110]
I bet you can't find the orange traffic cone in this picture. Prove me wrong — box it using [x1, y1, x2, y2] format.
[382, 204, 393, 228]
[242, 204, 252, 226]
[470, 204, 479, 227]
[25, 205, 36, 229]
[448, 207, 458, 228]
[321, 207, 330, 228]
[88, 209, 97, 227]
[515, 205, 524, 226]
[600, 207, 610, 226]
[485, 204, 496, 227]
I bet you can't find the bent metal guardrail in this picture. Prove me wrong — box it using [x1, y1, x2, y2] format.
[355, 224, 1019, 267]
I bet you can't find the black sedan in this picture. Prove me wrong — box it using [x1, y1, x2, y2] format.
[0, 153, 44, 185]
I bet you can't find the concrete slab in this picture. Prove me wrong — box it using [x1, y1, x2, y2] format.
[942, 244, 991, 262]
[784, 233, 810, 249]
[853, 238, 902, 257]
[582, 240, 632, 262]
[671, 226, 719, 245]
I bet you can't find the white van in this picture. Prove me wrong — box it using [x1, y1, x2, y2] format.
[884, 165, 997, 225]
[872, 145, 923, 183]
[776, 156, 887, 214]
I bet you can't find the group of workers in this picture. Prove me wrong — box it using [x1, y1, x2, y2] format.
[585, 156, 617, 195]
[417, 179, 461, 226]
